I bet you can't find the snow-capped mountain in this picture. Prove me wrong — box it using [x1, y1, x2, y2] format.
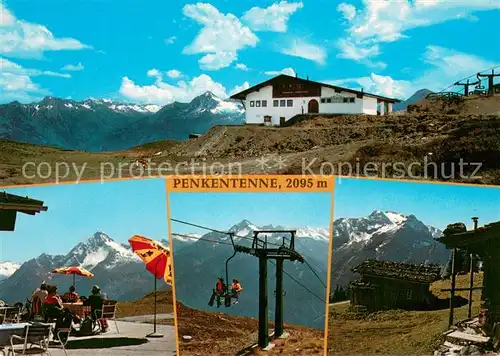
[0, 262, 20, 281]
[0, 92, 245, 151]
[331, 210, 450, 289]
[172, 219, 329, 329]
[0, 232, 170, 303]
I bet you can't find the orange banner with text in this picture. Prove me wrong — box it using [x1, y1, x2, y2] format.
[166, 175, 334, 192]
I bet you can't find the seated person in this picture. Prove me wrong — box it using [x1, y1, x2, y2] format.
[31, 283, 48, 315]
[84, 285, 106, 320]
[62, 286, 79, 303]
[43, 285, 64, 321]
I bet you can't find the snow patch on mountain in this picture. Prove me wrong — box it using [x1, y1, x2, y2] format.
[296, 227, 330, 241]
[0, 262, 20, 279]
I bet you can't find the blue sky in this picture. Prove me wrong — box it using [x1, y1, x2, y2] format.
[0, 178, 168, 263]
[168, 192, 332, 234]
[1, 0, 499, 104]
[334, 178, 500, 230]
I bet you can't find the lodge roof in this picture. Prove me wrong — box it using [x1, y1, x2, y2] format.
[0, 191, 48, 215]
[438, 221, 500, 249]
[352, 259, 442, 284]
[230, 74, 402, 103]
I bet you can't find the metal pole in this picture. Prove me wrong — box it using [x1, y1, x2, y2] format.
[154, 271, 157, 334]
[468, 254, 474, 319]
[469, 217, 479, 319]
[258, 255, 268, 348]
[147, 260, 163, 338]
[449, 248, 457, 327]
[275, 258, 284, 338]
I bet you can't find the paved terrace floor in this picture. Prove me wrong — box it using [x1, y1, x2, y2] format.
[48, 319, 176, 356]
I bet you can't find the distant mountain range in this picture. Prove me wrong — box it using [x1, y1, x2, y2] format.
[172, 219, 330, 329]
[0, 232, 172, 303]
[331, 210, 450, 288]
[0, 92, 244, 151]
[394, 89, 434, 111]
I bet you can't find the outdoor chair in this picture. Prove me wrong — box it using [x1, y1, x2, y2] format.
[93, 300, 119, 334]
[0, 307, 20, 325]
[51, 325, 71, 356]
[6, 323, 52, 355]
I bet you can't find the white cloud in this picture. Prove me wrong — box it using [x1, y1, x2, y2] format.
[182, 3, 258, 70]
[0, 3, 91, 59]
[335, 0, 500, 67]
[264, 67, 296, 76]
[61, 62, 84, 71]
[327, 74, 413, 99]
[165, 36, 177, 45]
[328, 46, 498, 100]
[119, 73, 230, 105]
[229, 81, 250, 96]
[147, 68, 161, 78]
[242, 1, 304, 32]
[336, 39, 386, 69]
[0, 57, 55, 103]
[337, 3, 356, 21]
[235, 63, 249, 71]
[280, 39, 327, 65]
[167, 69, 182, 78]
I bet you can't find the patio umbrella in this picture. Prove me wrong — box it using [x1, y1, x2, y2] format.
[51, 266, 94, 287]
[128, 235, 172, 338]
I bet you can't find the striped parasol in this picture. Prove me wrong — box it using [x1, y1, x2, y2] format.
[128, 235, 172, 338]
[51, 266, 94, 287]
[128, 235, 172, 285]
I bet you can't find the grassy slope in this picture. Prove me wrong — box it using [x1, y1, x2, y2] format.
[176, 302, 325, 356]
[327, 273, 484, 355]
[115, 290, 174, 318]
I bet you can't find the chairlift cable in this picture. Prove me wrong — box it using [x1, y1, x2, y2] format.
[172, 232, 327, 304]
[304, 260, 327, 289]
[171, 218, 284, 247]
[269, 260, 326, 304]
[438, 65, 500, 93]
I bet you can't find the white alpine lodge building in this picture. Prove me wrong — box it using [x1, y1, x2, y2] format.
[230, 74, 401, 126]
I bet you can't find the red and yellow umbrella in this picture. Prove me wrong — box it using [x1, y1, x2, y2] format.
[51, 266, 94, 287]
[128, 235, 172, 285]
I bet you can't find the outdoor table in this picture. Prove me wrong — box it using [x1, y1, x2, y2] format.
[0, 323, 29, 348]
[62, 303, 90, 318]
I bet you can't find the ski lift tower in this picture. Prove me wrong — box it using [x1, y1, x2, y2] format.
[477, 70, 500, 96]
[454, 79, 480, 96]
[234, 230, 304, 350]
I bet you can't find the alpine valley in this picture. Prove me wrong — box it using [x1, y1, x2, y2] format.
[0, 232, 172, 303]
[0, 92, 244, 151]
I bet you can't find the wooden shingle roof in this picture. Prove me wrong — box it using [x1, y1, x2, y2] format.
[352, 259, 442, 284]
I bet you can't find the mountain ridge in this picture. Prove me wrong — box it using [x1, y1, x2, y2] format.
[0, 92, 245, 151]
[0, 232, 171, 303]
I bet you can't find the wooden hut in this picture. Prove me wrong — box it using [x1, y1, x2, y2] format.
[349, 260, 442, 310]
[0, 191, 47, 231]
[438, 221, 500, 335]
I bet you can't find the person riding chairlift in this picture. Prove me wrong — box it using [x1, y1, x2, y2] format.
[208, 278, 226, 308]
[231, 279, 243, 304]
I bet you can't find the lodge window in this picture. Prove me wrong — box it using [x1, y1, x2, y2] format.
[343, 98, 349, 103]
[350, 97, 355, 103]
[250, 101, 255, 107]
[406, 289, 412, 300]
[327, 98, 332, 103]
[273, 100, 279, 107]
[321, 98, 326, 103]
[256, 100, 261, 107]
[262, 100, 267, 107]
[280, 100, 286, 107]
[287, 100, 293, 107]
